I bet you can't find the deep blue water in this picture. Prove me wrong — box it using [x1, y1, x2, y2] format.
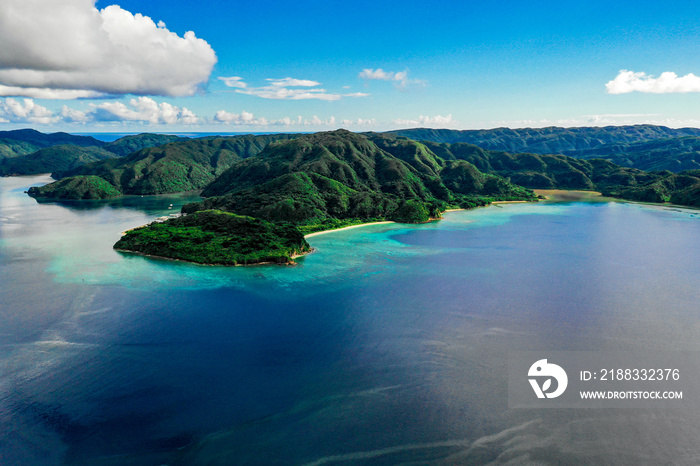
[1, 176, 699, 465]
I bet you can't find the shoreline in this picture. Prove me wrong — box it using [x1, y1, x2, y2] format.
[303, 200, 538, 238]
[304, 221, 395, 238]
[114, 247, 313, 267]
[534, 189, 603, 200]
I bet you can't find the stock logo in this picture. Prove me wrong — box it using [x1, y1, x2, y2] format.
[528, 359, 568, 399]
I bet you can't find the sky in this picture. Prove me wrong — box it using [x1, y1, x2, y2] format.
[1, 0, 700, 133]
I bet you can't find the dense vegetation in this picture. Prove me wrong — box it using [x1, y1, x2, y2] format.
[0, 129, 103, 159]
[387, 126, 700, 173]
[387, 125, 700, 155]
[103, 133, 185, 157]
[418, 140, 700, 207]
[46, 134, 300, 196]
[184, 130, 536, 229]
[562, 136, 700, 172]
[0, 145, 118, 176]
[601, 170, 700, 207]
[114, 131, 535, 265]
[27, 175, 122, 199]
[114, 210, 311, 265]
[0, 131, 189, 176]
[425, 141, 650, 190]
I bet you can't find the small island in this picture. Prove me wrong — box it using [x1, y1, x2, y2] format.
[114, 210, 312, 266]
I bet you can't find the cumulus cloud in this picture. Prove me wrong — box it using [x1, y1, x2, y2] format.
[0, 98, 57, 124]
[213, 110, 269, 126]
[393, 114, 457, 128]
[213, 110, 344, 127]
[341, 118, 377, 126]
[305, 116, 336, 126]
[359, 68, 425, 90]
[606, 70, 700, 94]
[60, 106, 89, 124]
[359, 69, 408, 81]
[89, 97, 199, 124]
[219, 76, 368, 101]
[0, 0, 216, 98]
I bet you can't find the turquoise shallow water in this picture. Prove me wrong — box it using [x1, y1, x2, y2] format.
[1, 176, 699, 465]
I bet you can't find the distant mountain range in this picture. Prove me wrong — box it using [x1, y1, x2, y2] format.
[387, 125, 700, 153]
[10, 126, 700, 209]
[0, 131, 185, 176]
[387, 125, 700, 172]
[51, 134, 299, 196]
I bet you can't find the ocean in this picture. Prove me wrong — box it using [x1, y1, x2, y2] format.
[1, 175, 699, 465]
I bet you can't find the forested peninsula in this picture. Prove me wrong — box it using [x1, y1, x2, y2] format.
[114, 130, 537, 264]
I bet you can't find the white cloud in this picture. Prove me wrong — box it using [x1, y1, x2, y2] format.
[606, 70, 700, 94]
[89, 97, 199, 124]
[221, 77, 368, 101]
[340, 118, 377, 126]
[0, 98, 57, 124]
[60, 105, 89, 124]
[218, 77, 247, 89]
[237, 78, 339, 101]
[0, 85, 103, 99]
[213, 111, 348, 128]
[359, 68, 425, 90]
[582, 113, 660, 124]
[0, 0, 216, 98]
[305, 116, 336, 126]
[393, 114, 457, 128]
[267, 78, 320, 88]
[343, 92, 371, 98]
[214, 110, 269, 126]
[359, 69, 403, 81]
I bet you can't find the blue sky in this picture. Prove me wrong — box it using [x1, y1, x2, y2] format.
[1, 0, 700, 132]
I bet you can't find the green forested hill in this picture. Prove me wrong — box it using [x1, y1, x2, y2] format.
[561, 136, 700, 172]
[0, 129, 105, 159]
[114, 210, 311, 265]
[47, 134, 300, 196]
[387, 126, 700, 173]
[29, 129, 700, 210]
[424, 141, 659, 190]
[0, 145, 118, 176]
[103, 133, 186, 157]
[0, 131, 186, 176]
[602, 170, 700, 207]
[421, 140, 700, 207]
[27, 175, 122, 200]
[115, 130, 535, 265]
[386, 125, 700, 155]
[184, 130, 536, 227]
